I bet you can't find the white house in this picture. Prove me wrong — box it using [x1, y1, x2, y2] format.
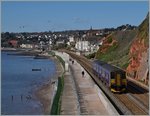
[49, 39, 52, 45]
[75, 41, 90, 52]
[68, 36, 74, 42]
[20, 44, 33, 49]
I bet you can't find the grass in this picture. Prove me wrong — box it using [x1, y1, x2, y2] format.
[50, 55, 65, 115]
[138, 13, 149, 47]
[95, 29, 137, 69]
[121, 62, 130, 69]
[55, 55, 65, 68]
[48, 51, 55, 56]
[107, 36, 113, 43]
[96, 43, 118, 62]
[50, 75, 64, 115]
[85, 52, 96, 59]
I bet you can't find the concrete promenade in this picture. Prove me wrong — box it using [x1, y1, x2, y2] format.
[69, 59, 109, 115]
[60, 71, 80, 115]
[54, 51, 117, 115]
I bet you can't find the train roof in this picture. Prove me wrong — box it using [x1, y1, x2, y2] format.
[94, 60, 124, 72]
[93, 60, 107, 65]
[102, 64, 121, 72]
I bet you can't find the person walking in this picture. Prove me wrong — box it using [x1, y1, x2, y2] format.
[82, 71, 85, 78]
[72, 60, 74, 64]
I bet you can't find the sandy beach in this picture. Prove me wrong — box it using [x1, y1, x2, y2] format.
[35, 81, 53, 114]
[35, 56, 64, 115]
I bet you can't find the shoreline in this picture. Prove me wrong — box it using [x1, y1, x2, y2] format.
[34, 55, 64, 115]
[34, 80, 53, 114]
[2, 48, 64, 114]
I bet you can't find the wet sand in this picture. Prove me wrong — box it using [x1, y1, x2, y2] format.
[35, 81, 53, 114]
[35, 56, 64, 115]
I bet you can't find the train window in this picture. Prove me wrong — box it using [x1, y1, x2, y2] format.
[107, 73, 109, 79]
[101, 70, 103, 77]
[95, 64, 97, 71]
[105, 72, 107, 78]
[111, 72, 115, 79]
[122, 73, 126, 79]
[100, 68, 101, 74]
[102, 70, 105, 77]
[93, 64, 95, 70]
[105, 73, 107, 79]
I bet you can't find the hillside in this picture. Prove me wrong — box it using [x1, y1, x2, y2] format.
[95, 29, 137, 69]
[126, 13, 149, 85]
[95, 13, 149, 85]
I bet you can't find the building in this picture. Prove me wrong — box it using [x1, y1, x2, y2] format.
[9, 40, 18, 47]
[68, 36, 74, 42]
[20, 44, 34, 49]
[75, 41, 90, 52]
[56, 40, 65, 46]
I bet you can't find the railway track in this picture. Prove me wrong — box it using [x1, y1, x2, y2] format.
[115, 94, 147, 115]
[64, 50, 149, 115]
[126, 82, 149, 114]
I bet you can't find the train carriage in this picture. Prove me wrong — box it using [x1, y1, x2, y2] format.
[93, 60, 127, 93]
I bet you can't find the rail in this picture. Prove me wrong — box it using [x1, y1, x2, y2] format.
[65, 50, 149, 115]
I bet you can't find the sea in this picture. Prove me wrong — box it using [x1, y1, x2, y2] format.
[1, 51, 56, 115]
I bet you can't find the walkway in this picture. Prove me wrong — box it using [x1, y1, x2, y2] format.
[69, 59, 109, 115]
[60, 71, 79, 115]
[55, 51, 109, 115]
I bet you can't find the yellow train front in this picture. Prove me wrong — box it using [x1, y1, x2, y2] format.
[93, 60, 127, 93]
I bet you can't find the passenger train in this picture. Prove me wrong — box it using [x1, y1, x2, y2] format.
[93, 60, 127, 93]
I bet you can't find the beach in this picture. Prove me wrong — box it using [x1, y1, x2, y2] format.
[1, 50, 62, 115]
[35, 81, 53, 114]
[34, 56, 64, 114]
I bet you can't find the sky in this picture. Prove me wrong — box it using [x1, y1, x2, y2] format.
[1, 1, 149, 32]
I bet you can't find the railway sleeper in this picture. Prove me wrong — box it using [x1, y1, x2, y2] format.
[126, 94, 149, 114]
[80, 108, 88, 112]
[81, 110, 88, 113]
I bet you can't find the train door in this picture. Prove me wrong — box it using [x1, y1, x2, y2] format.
[122, 73, 127, 86]
[99, 67, 102, 79]
[93, 63, 97, 76]
[110, 72, 116, 92]
[115, 73, 121, 91]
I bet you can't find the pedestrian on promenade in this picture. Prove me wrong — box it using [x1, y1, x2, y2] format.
[82, 71, 85, 78]
[72, 60, 74, 64]
[69, 58, 72, 61]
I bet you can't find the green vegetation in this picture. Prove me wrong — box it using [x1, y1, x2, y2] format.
[138, 13, 149, 47]
[121, 61, 130, 69]
[106, 43, 118, 52]
[96, 43, 118, 62]
[85, 52, 96, 59]
[48, 51, 55, 56]
[50, 55, 65, 115]
[50, 75, 64, 115]
[107, 36, 113, 43]
[55, 55, 65, 68]
[96, 29, 137, 69]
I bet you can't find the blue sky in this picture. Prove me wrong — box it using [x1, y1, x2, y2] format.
[1, 1, 149, 32]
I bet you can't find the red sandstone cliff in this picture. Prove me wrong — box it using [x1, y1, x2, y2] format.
[127, 13, 149, 85]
